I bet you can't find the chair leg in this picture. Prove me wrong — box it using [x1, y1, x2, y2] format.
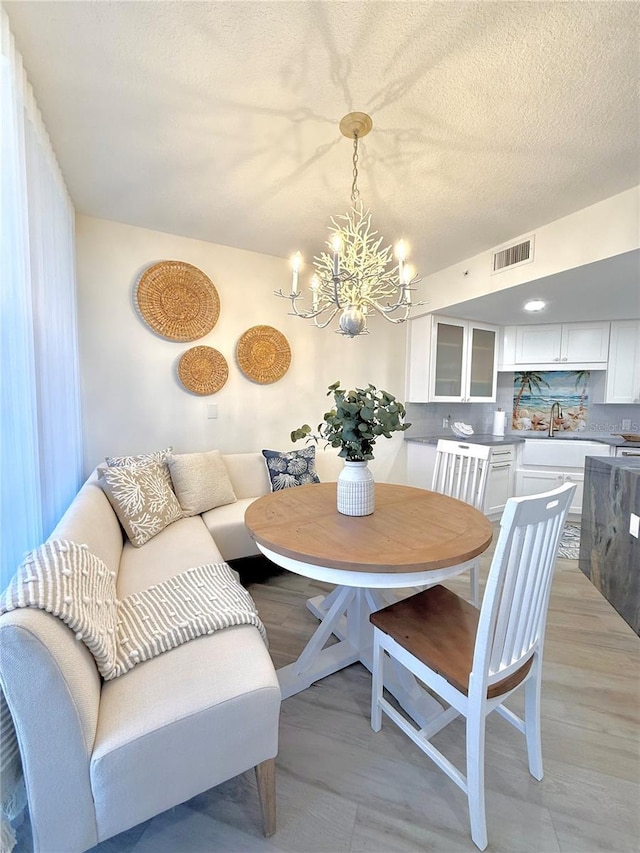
[370, 631, 383, 732]
[524, 667, 544, 780]
[466, 712, 488, 851]
[255, 758, 276, 837]
[469, 560, 480, 607]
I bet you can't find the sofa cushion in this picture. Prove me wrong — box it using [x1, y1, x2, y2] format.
[167, 449, 236, 516]
[118, 515, 223, 597]
[91, 625, 281, 841]
[201, 497, 261, 562]
[98, 462, 183, 548]
[262, 447, 320, 490]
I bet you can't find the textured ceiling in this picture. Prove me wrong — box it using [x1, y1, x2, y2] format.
[5, 0, 640, 278]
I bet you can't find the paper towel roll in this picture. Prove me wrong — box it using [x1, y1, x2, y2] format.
[492, 410, 506, 436]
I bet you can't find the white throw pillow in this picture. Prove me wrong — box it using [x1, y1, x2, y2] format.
[167, 450, 237, 516]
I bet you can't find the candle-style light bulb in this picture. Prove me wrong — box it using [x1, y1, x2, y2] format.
[331, 234, 341, 277]
[291, 252, 301, 295]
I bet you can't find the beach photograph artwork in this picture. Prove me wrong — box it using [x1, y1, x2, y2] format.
[512, 371, 590, 432]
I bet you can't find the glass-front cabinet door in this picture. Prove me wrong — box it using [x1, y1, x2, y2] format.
[428, 318, 497, 402]
[468, 324, 497, 401]
[433, 319, 465, 398]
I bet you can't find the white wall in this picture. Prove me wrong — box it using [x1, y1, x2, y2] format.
[414, 186, 640, 316]
[75, 216, 409, 482]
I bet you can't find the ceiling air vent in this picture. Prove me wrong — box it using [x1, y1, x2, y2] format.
[490, 235, 535, 275]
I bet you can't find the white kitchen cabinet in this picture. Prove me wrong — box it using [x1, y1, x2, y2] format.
[515, 439, 612, 518]
[502, 321, 610, 369]
[605, 320, 640, 403]
[484, 446, 515, 517]
[516, 469, 584, 516]
[406, 314, 498, 403]
[405, 441, 437, 489]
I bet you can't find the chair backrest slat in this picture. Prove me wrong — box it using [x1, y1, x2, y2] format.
[472, 483, 575, 693]
[432, 440, 492, 511]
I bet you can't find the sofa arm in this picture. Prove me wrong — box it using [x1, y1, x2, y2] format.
[0, 613, 101, 853]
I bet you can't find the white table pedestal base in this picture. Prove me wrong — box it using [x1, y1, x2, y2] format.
[277, 585, 453, 731]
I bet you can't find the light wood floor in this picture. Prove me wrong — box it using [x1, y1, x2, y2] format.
[15, 544, 640, 853]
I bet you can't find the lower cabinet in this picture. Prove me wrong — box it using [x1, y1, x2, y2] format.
[515, 469, 584, 516]
[406, 441, 437, 490]
[484, 447, 515, 517]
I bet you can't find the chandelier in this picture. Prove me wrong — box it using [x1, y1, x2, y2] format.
[275, 112, 424, 337]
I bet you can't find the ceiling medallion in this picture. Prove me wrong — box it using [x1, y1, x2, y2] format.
[275, 112, 425, 337]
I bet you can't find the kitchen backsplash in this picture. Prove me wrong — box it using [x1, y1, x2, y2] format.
[405, 374, 640, 438]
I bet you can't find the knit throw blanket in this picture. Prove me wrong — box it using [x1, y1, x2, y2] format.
[0, 540, 267, 680]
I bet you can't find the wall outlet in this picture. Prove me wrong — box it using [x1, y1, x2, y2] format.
[621, 419, 632, 431]
[207, 404, 218, 419]
[630, 513, 640, 539]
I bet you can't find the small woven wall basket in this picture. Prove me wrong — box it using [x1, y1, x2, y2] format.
[178, 346, 228, 395]
[236, 325, 291, 384]
[135, 261, 220, 341]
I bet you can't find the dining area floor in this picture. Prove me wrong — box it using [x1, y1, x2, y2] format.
[13, 535, 640, 853]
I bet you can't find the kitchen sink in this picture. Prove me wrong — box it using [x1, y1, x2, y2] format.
[519, 433, 610, 441]
[522, 438, 611, 467]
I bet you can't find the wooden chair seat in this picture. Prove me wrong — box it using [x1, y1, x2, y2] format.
[370, 585, 533, 700]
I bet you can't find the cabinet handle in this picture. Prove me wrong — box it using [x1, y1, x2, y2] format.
[491, 463, 511, 470]
[553, 357, 560, 362]
[621, 451, 640, 457]
[492, 450, 512, 456]
[562, 357, 568, 361]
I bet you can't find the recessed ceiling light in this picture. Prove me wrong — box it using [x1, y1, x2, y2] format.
[524, 299, 546, 312]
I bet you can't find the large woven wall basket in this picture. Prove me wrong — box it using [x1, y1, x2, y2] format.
[236, 325, 291, 384]
[135, 260, 220, 341]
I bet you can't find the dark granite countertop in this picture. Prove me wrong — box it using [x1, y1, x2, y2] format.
[405, 433, 640, 448]
[405, 433, 525, 447]
[584, 455, 640, 470]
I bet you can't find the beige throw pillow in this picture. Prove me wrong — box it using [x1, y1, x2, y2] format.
[167, 450, 237, 516]
[99, 461, 183, 547]
[105, 446, 173, 489]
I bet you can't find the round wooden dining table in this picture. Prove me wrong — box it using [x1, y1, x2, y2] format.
[245, 482, 493, 727]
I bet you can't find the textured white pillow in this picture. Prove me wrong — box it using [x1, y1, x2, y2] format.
[167, 450, 237, 516]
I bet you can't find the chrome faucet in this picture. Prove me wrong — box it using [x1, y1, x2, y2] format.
[549, 401, 563, 437]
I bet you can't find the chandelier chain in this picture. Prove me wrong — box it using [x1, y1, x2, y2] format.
[351, 133, 359, 203]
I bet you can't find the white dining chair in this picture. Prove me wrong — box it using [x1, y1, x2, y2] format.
[369, 482, 576, 851]
[432, 439, 492, 605]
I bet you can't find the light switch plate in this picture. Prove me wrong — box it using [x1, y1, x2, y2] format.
[207, 404, 218, 419]
[630, 513, 640, 538]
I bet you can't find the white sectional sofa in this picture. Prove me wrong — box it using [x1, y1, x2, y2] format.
[0, 449, 340, 853]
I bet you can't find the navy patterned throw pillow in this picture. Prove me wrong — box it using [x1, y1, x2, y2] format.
[261, 447, 321, 491]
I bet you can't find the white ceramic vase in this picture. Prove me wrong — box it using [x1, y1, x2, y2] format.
[337, 460, 375, 516]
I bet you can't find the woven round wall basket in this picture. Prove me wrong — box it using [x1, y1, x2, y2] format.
[135, 260, 220, 341]
[236, 325, 291, 384]
[178, 346, 228, 395]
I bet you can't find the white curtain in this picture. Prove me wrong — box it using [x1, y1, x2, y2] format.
[0, 9, 82, 591]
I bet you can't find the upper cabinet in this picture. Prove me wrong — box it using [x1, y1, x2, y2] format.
[501, 321, 610, 369]
[605, 320, 640, 404]
[406, 315, 498, 403]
